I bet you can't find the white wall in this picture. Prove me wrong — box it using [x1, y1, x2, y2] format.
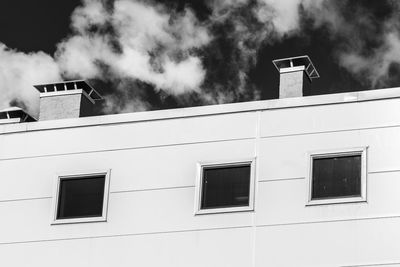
[0, 97, 400, 266]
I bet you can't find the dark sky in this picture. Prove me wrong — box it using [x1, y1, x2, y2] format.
[0, 1, 80, 54]
[0, 0, 399, 114]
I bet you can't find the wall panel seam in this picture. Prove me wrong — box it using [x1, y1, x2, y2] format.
[0, 225, 253, 246]
[257, 214, 400, 228]
[0, 137, 256, 161]
[261, 123, 400, 139]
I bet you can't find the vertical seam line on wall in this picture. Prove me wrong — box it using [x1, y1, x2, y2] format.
[252, 110, 262, 267]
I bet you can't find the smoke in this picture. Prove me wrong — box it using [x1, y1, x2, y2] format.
[199, 0, 307, 103]
[209, 0, 303, 35]
[1, 0, 313, 115]
[255, 0, 303, 35]
[0, 44, 61, 117]
[0, 0, 399, 115]
[338, 33, 400, 88]
[304, 0, 400, 88]
[56, 0, 210, 112]
[209, 0, 400, 90]
[0, 0, 212, 114]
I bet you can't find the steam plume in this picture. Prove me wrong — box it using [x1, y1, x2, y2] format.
[0, 0, 398, 115]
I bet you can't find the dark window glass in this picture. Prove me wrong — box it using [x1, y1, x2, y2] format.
[201, 164, 251, 209]
[312, 155, 361, 200]
[57, 175, 105, 220]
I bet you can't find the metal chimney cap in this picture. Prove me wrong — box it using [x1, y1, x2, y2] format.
[0, 106, 37, 123]
[272, 55, 320, 80]
[33, 80, 103, 101]
[0, 107, 24, 112]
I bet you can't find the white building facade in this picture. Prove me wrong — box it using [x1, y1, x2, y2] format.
[1, 57, 400, 267]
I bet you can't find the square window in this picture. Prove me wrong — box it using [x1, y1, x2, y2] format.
[312, 155, 361, 199]
[307, 148, 367, 205]
[57, 176, 105, 219]
[51, 170, 110, 224]
[195, 160, 255, 214]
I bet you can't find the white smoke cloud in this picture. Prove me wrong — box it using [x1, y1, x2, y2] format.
[209, 0, 400, 91]
[210, 0, 304, 36]
[203, 0, 306, 100]
[339, 16, 400, 87]
[302, 0, 400, 88]
[0, 44, 61, 116]
[56, 0, 210, 96]
[0, 0, 211, 115]
[70, 0, 110, 32]
[1, 0, 398, 115]
[0, 0, 312, 115]
[56, 35, 114, 79]
[338, 32, 400, 88]
[255, 0, 303, 35]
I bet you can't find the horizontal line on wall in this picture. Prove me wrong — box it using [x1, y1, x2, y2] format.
[256, 172, 395, 182]
[0, 196, 51, 203]
[369, 169, 400, 175]
[0, 171, 391, 203]
[260, 123, 400, 139]
[1, 108, 259, 136]
[2, 214, 400, 246]
[0, 137, 255, 162]
[258, 177, 305, 183]
[111, 185, 195, 194]
[341, 263, 400, 267]
[257, 214, 400, 228]
[0, 186, 195, 203]
[0, 225, 253, 246]
[0, 177, 305, 203]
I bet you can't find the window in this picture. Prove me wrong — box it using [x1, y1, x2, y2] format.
[195, 159, 255, 214]
[307, 147, 367, 205]
[51, 170, 111, 224]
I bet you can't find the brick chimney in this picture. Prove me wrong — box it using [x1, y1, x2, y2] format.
[34, 80, 102, 121]
[272, 55, 319, 98]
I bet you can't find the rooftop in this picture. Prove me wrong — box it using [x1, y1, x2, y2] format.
[1, 86, 400, 135]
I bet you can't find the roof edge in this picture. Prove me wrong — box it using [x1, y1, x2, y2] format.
[1, 87, 400, 134]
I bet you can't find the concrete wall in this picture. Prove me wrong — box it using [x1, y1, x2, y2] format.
[39, 93, 83, 120]
[279, 69, 310, 98]
[39, 91, 96, 121]
[0, 94, 400, 266]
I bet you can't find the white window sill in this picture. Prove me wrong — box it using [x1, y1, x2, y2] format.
[51, 216, 107, 225]
[306, 196, 367, 206]
[195, 205, 254, 215]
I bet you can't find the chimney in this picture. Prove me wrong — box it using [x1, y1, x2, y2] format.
[272, 55, 320, 98]
[0, 107, 36, 124]
[34, 80, 102, 121]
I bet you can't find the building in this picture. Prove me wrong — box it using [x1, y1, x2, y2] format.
[0, 56, 399, 267]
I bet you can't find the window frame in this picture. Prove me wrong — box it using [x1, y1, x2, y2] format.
[194, 158, 256, 215]
[306, 147, 367, 206]
[51, 169, 111, 225]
